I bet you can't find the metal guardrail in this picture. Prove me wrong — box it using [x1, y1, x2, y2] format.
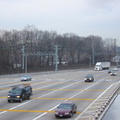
[75, 81, 120, 120]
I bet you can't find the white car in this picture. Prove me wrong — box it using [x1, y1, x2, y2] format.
[113, 68, 118, 71]
[21, 75, 32, 81]
[110, 71, 117, 76]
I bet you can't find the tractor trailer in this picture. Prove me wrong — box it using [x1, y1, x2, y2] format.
[94, 62, 110, 70]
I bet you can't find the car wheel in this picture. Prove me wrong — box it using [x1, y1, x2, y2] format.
[8, 100, 11, 103]
[19, 98, 23, 102]
[27, 95, 30, 99]
[74, 110, 76, 113]
[20, 95, 24, 102]
[55, 115, 58, 118]
[69, 112, 73, 118]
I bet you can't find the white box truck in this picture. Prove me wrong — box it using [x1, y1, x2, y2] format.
[94, 62, 110, 70]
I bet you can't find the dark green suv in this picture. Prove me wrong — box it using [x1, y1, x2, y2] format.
[8, 84, 32, 102]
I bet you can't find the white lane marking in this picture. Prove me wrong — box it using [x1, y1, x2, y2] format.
[32, 105, 58, 120]
[32, 78, 105, 120]
[0, 73, 105, 116]
[45, 79, 52, 81]
[106, 79, 112, 81]
[0, 78, 83, 115]
[75, 84, 113, 120]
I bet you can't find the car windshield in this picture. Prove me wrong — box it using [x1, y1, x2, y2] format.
[23, 76, 29, 78]
[9, 88, 22, 94]
[86, 75, 92, 78]
[111, 70, 116, 72]
[96, 65, 100, 67]
[58, 104, 72, 109]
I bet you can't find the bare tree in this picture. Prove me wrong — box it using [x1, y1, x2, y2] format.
[0, 26, 117, 74]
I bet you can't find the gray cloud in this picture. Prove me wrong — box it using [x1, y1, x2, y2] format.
[0, 0, 120, 44]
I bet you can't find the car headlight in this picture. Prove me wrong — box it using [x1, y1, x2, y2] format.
[90, 78, 92, 80]
[16, 96, 20, 98]
[8, 96, 10, 98]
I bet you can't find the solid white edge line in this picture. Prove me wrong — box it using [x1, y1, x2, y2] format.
[74, 84, 113, 120]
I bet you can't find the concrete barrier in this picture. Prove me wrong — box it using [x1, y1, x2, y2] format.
[75, 81, 120, 120]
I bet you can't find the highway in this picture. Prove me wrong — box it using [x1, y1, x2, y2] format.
[0, 69, 119, 120]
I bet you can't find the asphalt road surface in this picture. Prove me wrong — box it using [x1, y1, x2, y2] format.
[0, 69, 119, 120]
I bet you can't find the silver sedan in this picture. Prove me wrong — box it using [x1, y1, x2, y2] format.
[21, 75, 32, 81]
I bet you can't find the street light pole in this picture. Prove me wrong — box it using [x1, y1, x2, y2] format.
[92, 40, 95, 64]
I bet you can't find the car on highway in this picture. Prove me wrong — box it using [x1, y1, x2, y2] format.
[113, 68, 118, 71]
[108, 70, 112, 74]
[110, 71, 117, 76]
[85, 74, 94, 82]
[7, 84, 32, 102]
[21, 75, 32, 81]
[54, 102, 77, 118]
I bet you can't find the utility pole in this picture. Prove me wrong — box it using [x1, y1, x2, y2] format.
[89, 56, 91, 68]
[92, 46, 95, 64]
[22, 45, 25, 70]
[114, 39, 118, 66]
[91, 39, 95, 64]
[25, 54, 27, 73]
[54, 45, 59, 71]
[22, 45, 27, 73]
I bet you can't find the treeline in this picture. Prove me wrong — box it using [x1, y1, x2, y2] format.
[0, 26, 116, 74]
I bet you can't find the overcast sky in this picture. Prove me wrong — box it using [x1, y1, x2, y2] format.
[0, 0, 120, 45]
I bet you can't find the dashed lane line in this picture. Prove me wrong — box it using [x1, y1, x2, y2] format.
[32, 79, 106, 120]
[0, 78, 107, 118]
[33, 88, 104, 91]
[0, 79, 91, 115]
